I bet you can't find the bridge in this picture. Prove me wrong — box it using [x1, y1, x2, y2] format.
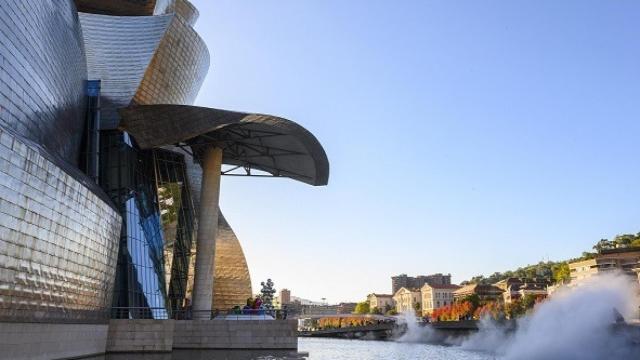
[298, 322, 396, 339]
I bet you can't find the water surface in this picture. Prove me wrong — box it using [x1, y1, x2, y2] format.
[299, 338, 493, 360]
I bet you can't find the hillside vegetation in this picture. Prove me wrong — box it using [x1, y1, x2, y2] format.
[463, 233, 640, 285]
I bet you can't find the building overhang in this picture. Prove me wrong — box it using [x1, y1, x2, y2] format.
[119, 104, 329, 186]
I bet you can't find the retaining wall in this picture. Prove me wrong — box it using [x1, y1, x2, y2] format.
[0, 322, 108, 360]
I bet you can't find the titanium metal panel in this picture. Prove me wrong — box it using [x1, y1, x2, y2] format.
[133, 15, 209, 106]
[0, 128, 121, 322]
[212, 213, 253, 311]
[183, 213, 253, 312]
[79, 13, 172, 129]
[0, 0, 87, 164]
[165, 0, 199, 26]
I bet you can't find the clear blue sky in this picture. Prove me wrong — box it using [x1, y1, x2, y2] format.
[191, 0, 640, 303]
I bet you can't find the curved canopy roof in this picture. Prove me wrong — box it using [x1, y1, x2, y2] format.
[75, 0, 158, 16]
[119, 105, 329, 186]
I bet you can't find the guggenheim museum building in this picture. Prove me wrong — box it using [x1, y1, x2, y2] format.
[0, 0, 328, 358]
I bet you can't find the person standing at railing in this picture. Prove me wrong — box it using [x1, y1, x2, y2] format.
[253, 297, 263, 315]
[243, 298, 252, 315]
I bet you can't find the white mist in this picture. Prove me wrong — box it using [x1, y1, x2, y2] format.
[395, 310, 436, 343]
[462, 273, 640, 360]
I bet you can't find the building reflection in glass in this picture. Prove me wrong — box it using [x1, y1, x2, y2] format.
[154, 149, 196, 314]
[101, 131, 168, 318]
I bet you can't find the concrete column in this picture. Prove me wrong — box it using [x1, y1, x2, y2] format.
[192, 147, 223, 319]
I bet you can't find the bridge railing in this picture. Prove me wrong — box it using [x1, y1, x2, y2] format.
[111, 307, 289, 320]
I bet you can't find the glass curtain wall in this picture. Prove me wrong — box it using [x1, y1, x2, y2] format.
[153, 148, 196, 314]
[100, 130, 168, 319]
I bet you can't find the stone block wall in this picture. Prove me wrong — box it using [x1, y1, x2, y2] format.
[173, 320, 298, 349]
[0, 319, 298, 358]
[106, 319, 174, 353]
[0, 322, 108, 360]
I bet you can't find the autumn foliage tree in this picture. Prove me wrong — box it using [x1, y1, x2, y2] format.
[473, 301, 504, 320]
[429, 301, 473, 321]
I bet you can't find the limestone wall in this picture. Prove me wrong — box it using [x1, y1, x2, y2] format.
[107, 319, 174, 353]
[0, 322, 108, 360]
[106, 319, 297, 353]
[173, 320, 297, 350]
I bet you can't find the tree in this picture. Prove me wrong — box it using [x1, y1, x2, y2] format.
[473, 301, 503, 320]
[460, 231, 640, 287]
[413, 301, 421, 315]
[504, 300, 524, 319]
[353, 301, 370, 314]
[461, 294, 480, 310]
[551, 262, 571, 284]
[384, 304, 392, 314]
[260, 279, 276, 309]
[385, 308, 398, 316]
[593, 239, 614, 253]
[370, 306, 380, 315]
[579, 252, 596, 260]
[431, 301, 473, 322]
[612, 233, 640, 248]
[521, 294, 538, 311]
[469, 275, 487, 284]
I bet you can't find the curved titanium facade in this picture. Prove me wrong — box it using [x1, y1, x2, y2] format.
[173, 0, 199, 26]
[212, 213, 253, 311]
[119, 105, 330, 186]
[182, 210, 254, 312]
[133, 15, 209, 106]
[78, 3, 208, 129]
[0, 129, 121, 321]
[79, 13, 172, 129]
[0, 0, 123, 323]
[0, 0, 87, 164]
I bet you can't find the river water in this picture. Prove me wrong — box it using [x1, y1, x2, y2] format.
[93, 339, 494, 360]
[299, 338, 493, 360]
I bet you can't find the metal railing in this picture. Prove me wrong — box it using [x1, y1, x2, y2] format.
[111, 307, 289, 320]
[111, 307, 171, 319]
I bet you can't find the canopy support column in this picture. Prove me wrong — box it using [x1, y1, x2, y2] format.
[191, 146, 223, 319]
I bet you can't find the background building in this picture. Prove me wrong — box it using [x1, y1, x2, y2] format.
[453, 283, 504, 302]
[367, 293, 395, 313]
[421, 284, 460, 316]
[337, 302, 358, 314]
[494, 278, 550, 304]
[393, 287, 422, 314]
[391, 273, 451, 294]
[279, 289, 292, 306]
[568, 248, 640, 286]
